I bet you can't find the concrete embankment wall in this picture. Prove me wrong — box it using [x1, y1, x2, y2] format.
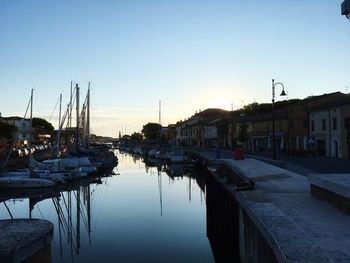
[202, 152, 350, 263]
[206, 168, 278, 263]
[206, 171, 240, 262]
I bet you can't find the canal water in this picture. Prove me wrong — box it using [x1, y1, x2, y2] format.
[0, 151, 215, 263]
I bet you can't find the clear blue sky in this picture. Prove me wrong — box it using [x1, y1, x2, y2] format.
[1, 0, 349, 137]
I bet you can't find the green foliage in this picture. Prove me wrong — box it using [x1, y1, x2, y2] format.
[238, 122, 249, 143]
[238, 99, 300, 116]
[217, 118, 229, 139]
[32, 118, 54, 132]
[0, 121, 17, 139]
[131, 132, 143, 141]
[142, 122, 161, 140]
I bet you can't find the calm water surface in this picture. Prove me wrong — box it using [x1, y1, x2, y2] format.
[0, 151, 214, 263]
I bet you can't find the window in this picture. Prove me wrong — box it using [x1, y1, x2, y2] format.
[322, 119, 326, 131]
[311, 120, 315, 132]
[289, 120, 294, 129]
[303, 120, 308, 129]
[22, 133, 26, 138]
[332, 117, 337, 130]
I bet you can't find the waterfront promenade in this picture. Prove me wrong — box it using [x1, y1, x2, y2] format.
[191, 147, 350, 262]
[189, 146, 350, 175]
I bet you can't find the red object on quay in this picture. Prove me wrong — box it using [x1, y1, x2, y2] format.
[234, 147, 244, 160]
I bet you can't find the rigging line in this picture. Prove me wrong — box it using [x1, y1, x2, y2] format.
[52, 197, 78, 252]
[3, 202, 13, 219]
[91, 182, 109, 234]
[1, 140, 16, 170]
[79, 205, 89, 234]
[23, 96, 32, 119]
[73, 191, 89, 232]
[58, 206, 63, 259]
[61, 193, 70, 216]
[52, 198, 69, 236]
[35, 204, 44, 219]
[48, 96, 60, 122]
[71, 189, 89, 234]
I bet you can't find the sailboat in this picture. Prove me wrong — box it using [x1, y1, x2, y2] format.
[29, 84, 96, 177]
[0, 89, 58, 188]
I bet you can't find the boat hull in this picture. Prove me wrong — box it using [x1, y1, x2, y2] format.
[0, 177, 56, 188]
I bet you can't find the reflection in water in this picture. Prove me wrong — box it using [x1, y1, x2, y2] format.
[0, 151, 214, 263]
[0, 176, 102, 262]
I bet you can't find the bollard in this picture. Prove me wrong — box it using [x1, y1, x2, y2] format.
[234, 147, 244, 160]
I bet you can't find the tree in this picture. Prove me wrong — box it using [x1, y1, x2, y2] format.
[142, 122, 161, 141]
[131, 132, 143, 141]
[238, 123, 249, 145]
[217, 117, 230, 147]
[32, 117, 54, 144]
[0, 121, 17, 139]
[32, 118, 54, 133]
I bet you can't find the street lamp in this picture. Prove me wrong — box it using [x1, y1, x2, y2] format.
[272, 79, 287, 160]
[342, 0, 350, 19]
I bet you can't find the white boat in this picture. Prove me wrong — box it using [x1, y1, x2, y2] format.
[30, 156, 96, 175]
[1, 168, 72, 183]
[43, 157, 97, 174]
[33, 169, 73, 183]
[170, 146, 186, 163]
[0, 177, 56, 188]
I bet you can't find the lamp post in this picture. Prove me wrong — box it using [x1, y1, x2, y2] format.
[272, 79, 287, 160]
[342, 0, 350, 19]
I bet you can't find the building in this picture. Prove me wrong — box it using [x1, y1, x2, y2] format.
[204, 118, 219, 148]
[341, 103, 350, 159]
[310, 98, 350, 158]
[287, 92, 350, 156]
[1, 116, 31, 144]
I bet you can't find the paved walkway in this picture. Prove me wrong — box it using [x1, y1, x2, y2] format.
[189, 147, 350, 175]
[218, 158, 350, 262]
[248, 151, 350, 174]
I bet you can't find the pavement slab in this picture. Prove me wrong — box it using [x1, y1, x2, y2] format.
[218, 158, 350, 262]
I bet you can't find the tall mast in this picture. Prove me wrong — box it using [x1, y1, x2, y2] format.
[57, 93, 62, 157]
[158, 100, 161, 148]
[29, 88, 34, 150]
[87, 82, 90, 147]
[69, 81, 73, 128]
[159, 100, 161, 126]
[81, 104, 86, 147]
[76, 84, 80, 153]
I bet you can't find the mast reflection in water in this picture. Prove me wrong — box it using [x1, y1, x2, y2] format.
[0, 151, 214, 263]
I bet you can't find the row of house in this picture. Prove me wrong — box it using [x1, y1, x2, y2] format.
[171, 92, 350, 159]
[173, 109, 227, 148]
